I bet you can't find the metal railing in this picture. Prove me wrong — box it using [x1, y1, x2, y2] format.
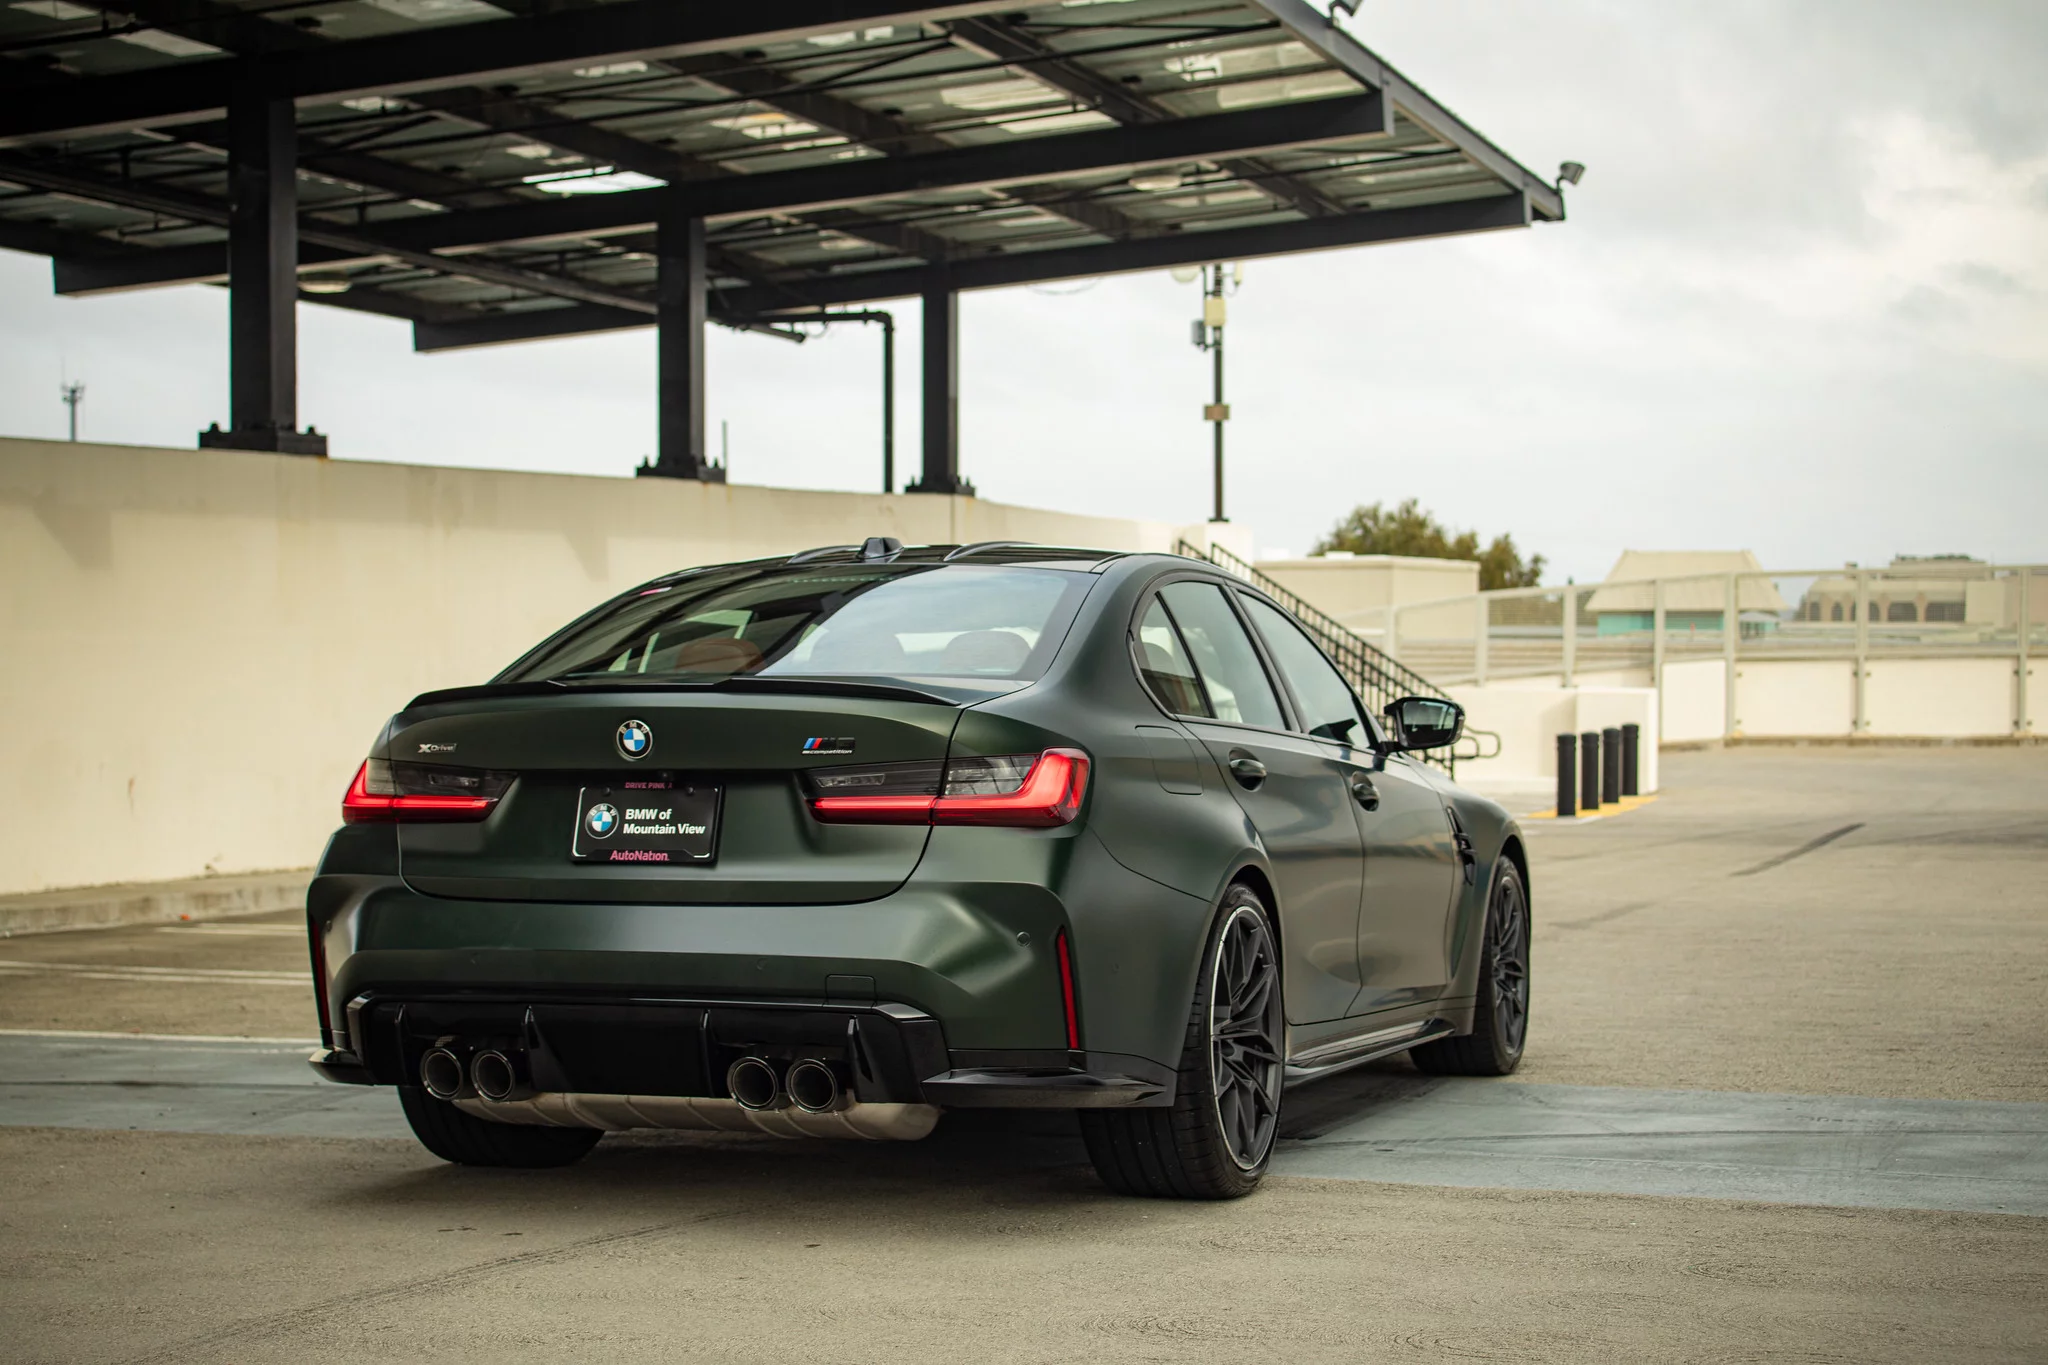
[1333, 561, 2042, 739]
[1176, 539, 1447, 713]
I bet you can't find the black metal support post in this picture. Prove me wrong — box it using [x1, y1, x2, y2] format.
[879, 311, 895, 494]
[1555, 733, 1577, 819]
[1602, 726, 1622, 805]
[638, 204, 723, 482]
[906, 274, 973, 495]
[199, 86, 326, 456]
[1621, 722, 1641, 797]
[1207, 264, 1226, 523]
[1580, 730, 1601, 812]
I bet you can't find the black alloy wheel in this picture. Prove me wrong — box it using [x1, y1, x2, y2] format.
[1411, 859, 1530, 1077]
[1081, 883, 1285, 1199]
[1209, 902, 1285, 1171]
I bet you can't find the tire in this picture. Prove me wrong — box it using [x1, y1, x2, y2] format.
[397, 1086, 603, 1168]
[1410, 858, 1529, 1077]
[1081, 883, 1285, 1200]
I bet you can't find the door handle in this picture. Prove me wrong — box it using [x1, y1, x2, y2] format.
[1350, 776, 1379, 811]
[1227, 754, 1267, 790]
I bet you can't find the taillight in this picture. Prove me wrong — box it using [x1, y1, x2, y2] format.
[807, 749, 1090, 828]
[1056, 928, 1080, 1050]
[341, 759, 513, 823]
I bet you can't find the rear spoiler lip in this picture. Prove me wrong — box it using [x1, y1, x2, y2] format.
[404, 675, 1003, 711]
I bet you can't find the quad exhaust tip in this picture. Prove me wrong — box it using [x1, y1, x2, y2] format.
[420, 1047, 465, 1100]
[726, 1056, 788, 1111]
[785, 1059, 844, 1114]
[471, 1049, 521, 1103]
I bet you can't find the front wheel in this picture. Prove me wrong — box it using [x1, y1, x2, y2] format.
[1411, 858, 1529, 1076]
[1081, 883, 1285, 1199]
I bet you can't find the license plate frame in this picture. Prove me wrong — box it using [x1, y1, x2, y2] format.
[570, 782, 721, 864]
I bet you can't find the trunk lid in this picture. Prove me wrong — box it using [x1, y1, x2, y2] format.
[392, 684, 963, 904]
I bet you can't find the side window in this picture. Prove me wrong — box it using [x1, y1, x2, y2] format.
[1158, 583, 1286, 729]
[1241, 596, 1368, 746]
[1134, 599, 1212, 717]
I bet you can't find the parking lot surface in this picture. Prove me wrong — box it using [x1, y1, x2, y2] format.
[2, 747, 2044, 1362]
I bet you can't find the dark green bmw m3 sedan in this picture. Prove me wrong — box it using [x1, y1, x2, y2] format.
[308, 540, 1530, 1199]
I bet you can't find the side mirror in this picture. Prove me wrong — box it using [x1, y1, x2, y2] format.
[1384, 696, 1464, 752]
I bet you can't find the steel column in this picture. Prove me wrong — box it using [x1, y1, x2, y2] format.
[2018, 568, 2032, 735]
[908, 275, 972, 495]
[638, 206, 722, 482]
[1853, 570, 1870, 734]
[1723, 573, 1739, 739]
[1651, 579, 1667, 738]
[199, 87, 325, 456]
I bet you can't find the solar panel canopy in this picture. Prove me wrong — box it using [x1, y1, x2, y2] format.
[0, 0, 1565, 350]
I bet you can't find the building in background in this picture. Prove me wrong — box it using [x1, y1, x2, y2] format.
[1587, 550, 1788, 637]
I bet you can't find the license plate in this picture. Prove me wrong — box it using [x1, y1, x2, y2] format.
[571, 783, 719, 864]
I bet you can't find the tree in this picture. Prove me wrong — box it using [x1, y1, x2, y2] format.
[1312, 498, 1545, 591]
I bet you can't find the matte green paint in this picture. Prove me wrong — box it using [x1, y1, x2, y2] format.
[308, 553, 1524, 1083]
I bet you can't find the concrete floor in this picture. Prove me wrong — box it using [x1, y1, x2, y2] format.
[2, 746, 2045, 1362]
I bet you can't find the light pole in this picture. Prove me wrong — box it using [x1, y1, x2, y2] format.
[1190, 262, 1236, 522]
[61, 381, 84, 442]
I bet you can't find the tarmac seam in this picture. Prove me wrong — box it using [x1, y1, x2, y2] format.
[1732, 822, 1864, 876]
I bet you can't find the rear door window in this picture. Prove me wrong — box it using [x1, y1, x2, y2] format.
[1135, 599, 1211, 716]
[1156, 582, 1285, 729]
[1239, 595, 1370, 746]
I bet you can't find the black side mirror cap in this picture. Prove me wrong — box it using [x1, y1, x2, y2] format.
[1383, 696, 1464, 752]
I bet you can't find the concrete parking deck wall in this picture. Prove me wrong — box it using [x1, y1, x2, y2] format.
[1, 436, 1232, 897]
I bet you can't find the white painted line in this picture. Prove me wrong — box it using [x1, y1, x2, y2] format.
[0, 960, 304, 987]
[0, 1028, 317, 1044]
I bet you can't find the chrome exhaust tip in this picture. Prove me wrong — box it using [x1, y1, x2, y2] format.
[419, 1047, 465, 1100]
[726, 1055, 787, 1111]
[471, 1049, 524, 1103]
[785, 1058, 844, 1114]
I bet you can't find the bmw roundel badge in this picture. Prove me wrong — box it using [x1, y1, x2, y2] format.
[585, 803, 619, 838]
[616, 719, 652, 761]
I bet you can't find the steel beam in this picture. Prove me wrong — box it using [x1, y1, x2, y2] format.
[906, 273, 970, 495]
[0, 153, 655, 315]
[638, 206, 723, 482]
[1248, 0, 1565, 221]
[359, 94, 1389, 254]
[0, 0, 1029, 146]
[53, 241, 369, 295]
[728, 191, 1532, 311]
[406, 193, 1532, 345]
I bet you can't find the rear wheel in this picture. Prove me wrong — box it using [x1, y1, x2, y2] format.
[1081, 884, 1284, 1199]
[1410, 859, 1529, 1076]
[397, 1086, 603, 1168]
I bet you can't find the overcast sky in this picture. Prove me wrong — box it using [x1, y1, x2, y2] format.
[4, 1, 2044, 583]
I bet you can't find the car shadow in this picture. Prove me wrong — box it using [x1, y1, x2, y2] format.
[325, 1059, 1451, 1220]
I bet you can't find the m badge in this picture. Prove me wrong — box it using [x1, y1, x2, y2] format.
[801, 737, 855, 756]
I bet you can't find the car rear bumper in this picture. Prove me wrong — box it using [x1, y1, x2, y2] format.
[309, 866, 1189, 1110]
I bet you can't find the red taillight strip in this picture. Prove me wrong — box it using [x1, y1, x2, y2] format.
[341, 761, 495, 824]
[809, 749, 1090, 828]
[807, 793, 938, 824]
[1055, 929, 1080, 1050]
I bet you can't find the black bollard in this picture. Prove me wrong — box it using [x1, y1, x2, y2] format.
[1602, 726, 1622, 804]
[1581, 730, 1601, 811]
[1556, 733, 1577, 818]
[1621, 722, 1641, 797]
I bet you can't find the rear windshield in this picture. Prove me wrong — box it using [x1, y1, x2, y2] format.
[501, 564, 1094, 684]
